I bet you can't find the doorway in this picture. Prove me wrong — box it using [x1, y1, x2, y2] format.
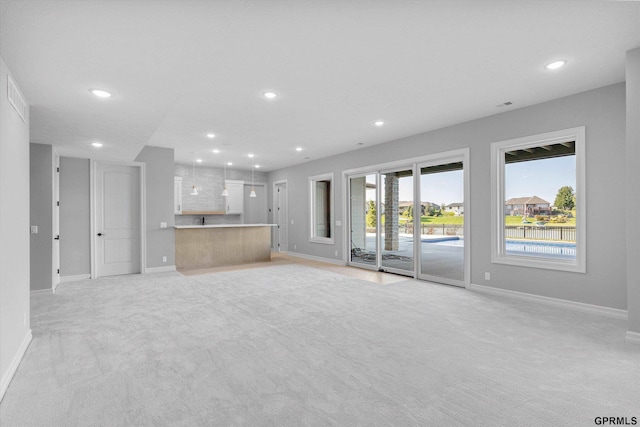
[93, 162, 145, 277]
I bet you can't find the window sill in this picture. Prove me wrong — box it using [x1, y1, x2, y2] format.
[492, 254, 585, 273]
[309, 237, 334, 245]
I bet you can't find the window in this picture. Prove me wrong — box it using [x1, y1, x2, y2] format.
[309, 173, 334, 244]
[491, 127, 585, 272]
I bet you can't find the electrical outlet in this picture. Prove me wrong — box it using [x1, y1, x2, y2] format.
[294, 245, 296, 250]
[162, 256, 167, 263]
[335, 220, 342, 226]
[160, 222, 167, 228]
[30, 225, 38, 234]
[485, 272, 491, 280]
[335, 250, 339, 256]
[291, 219, 294, 225]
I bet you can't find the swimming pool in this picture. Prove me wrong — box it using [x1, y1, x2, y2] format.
[424, 237, 576, 259]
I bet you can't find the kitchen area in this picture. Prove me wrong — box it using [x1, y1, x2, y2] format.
[173, 162, 275, 271]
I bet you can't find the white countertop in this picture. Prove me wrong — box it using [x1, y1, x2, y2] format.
[174, 224, 277, 229]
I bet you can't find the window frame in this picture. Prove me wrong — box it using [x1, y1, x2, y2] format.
[490, 127, 586, 273]
[309, 172, 335, 244]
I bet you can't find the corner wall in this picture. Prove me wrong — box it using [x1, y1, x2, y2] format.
[135, 146, 176, 269]
[0, 56, 31, 400]
[626, 48, 640, 335]
[268, 83, 627, 311]
[30, 143, 53, 291]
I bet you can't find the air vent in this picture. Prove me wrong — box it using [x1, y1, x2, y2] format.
[7, 75, 26, 123]
[496, 101, 514, 108]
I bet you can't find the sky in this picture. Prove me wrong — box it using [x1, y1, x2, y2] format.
[363, 155, 575, 206]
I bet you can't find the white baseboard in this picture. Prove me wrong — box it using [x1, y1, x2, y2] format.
[60, 274, 91, 283]
[468, 283, 628, 320]
[146, 265, 176, 274]
[285, 251, 346, 266]
[30, 288, 51, 295]
[0, 330, 32, 402]
[626, 331, 640, 344]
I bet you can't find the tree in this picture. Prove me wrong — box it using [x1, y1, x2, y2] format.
[403, 204, 413, 219]
[366, 199, 376, 227]
[554, 186, 575, 210]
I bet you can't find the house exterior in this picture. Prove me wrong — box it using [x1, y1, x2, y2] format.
[445, 202, 464, 216]
[505, 196, 551, 216]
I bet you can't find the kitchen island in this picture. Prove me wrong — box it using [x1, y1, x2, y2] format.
[174, 224, 276, 271]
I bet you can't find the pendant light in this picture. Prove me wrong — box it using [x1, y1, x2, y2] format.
[221, 161, 229, 197]
[190, 158, 198, 195]
[249, 164, 257, 198]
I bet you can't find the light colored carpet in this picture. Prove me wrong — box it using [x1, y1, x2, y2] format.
[1, 264, 638, 426]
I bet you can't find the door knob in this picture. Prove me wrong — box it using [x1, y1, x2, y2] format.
[97, 233, 104, 236]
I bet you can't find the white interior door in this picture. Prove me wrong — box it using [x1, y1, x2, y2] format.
[95, 163, 141, 277]
[274, 181, 288, 252]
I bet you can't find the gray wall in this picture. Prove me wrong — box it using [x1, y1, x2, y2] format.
[135, 146, 176, 269]
[59, 157, 91, 277]
[626, 48, 640, 334]
[29, 143, 52, 291]
[0, 55, 30, 399]
[268, 83, 627, 311]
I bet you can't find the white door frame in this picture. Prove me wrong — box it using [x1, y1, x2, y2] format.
[52, 154, 60, 292]
[272, 179, 288, 252]
[90, 160, 146, 279]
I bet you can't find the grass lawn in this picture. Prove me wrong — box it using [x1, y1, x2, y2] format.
[504, 215, 576, 227]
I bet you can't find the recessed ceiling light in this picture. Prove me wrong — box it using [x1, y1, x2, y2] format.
[296, 147, 302, 152]
[255, 165, 260, 169]
[91, 142, 103, 147]
[212, 149, 220, 154]
[374, 120, 385, 127]
[89, 89, 112, 98]
[545, 60, 566, 70]
[227, 162, 233, 166]
[248, 153, 254, 158]
[264, 92, 277, 99]
[206, 133, 215, 139]
[196, 159, 203, 163]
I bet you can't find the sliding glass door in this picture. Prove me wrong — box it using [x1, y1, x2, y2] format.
[347, 149, 469, 286]
[380, 168, 414, 274]
[418, 161, 465, 284]
[349, 174, 378, 269]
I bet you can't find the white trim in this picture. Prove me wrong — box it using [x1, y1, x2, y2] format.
[309, 172, 335, 245]
[490, 126, 586, 273]
[30, 288, 52, 295]
[468, 282, 627, 320]
[272, 179, 288, 251]
[60, 274, 91, 283]
[0, 330, 32, 402]
[285, 251, 346, 266]
[625, 331, 640, 344]
[146, 265, 177, 274]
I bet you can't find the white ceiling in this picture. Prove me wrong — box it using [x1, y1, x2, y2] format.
[1, 1, 639, 171]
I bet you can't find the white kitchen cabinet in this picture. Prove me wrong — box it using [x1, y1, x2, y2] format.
[174, 177, 183, 214]
[224, 180, 244, 215]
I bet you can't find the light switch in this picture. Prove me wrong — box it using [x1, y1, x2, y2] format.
[160, 222, 167, 228]
[291, 219, 294, 225]
[335, 220, 342, 226]
[30, 225, 38, 234]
